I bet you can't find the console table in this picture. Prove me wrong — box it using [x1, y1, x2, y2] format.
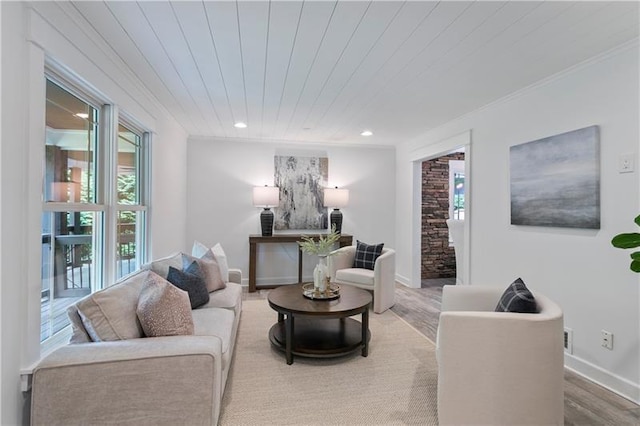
[248, 233, 353, 292]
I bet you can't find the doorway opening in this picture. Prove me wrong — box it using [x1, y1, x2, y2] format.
[421, 149, 465, 286]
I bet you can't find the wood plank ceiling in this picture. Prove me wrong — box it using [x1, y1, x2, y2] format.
[61, 1, 638, 146]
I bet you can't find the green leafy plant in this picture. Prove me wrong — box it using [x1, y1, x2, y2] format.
[298, 226, 340, 256]
[611, 214, 640, 273]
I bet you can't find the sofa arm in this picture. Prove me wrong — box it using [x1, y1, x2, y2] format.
[327, 246, 356, 279]
[32, 336, 223, 426]
[228, 268, 242, 284]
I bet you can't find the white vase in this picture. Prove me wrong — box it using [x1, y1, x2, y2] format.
[314, 255, 328, 292]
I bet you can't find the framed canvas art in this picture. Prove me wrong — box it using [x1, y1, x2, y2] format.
[274, 155, 328, 230]
[510, 125, 600, 229]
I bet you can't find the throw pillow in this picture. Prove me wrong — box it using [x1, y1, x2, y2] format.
[136, 271, 194, 337]
[192, 240, 230, 282]
[75, 269, 148, 341]
[353, 240, 384, 270]
[166, 262, 210, 309]
[182, 251, 226, 292]
[495, 278, 538, 313]
[191, 240, 209, 259]
[212, 243, 230, 282]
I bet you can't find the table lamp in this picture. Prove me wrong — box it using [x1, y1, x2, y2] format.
[323, 187, 349, 234]
[253, 185, 280, 236]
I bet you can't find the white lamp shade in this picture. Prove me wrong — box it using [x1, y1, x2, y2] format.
[324, 187, 349, 208]
[253, 186, 279, 207]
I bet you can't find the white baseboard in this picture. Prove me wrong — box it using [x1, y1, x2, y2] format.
[565, 353, 640, 404]
[396, 273, 417, 288]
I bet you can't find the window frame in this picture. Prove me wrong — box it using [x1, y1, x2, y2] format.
[40, 72, 151, 351]
[448, 160, 465, 244]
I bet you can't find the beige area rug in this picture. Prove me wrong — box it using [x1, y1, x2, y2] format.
[219, 299, 438, 425]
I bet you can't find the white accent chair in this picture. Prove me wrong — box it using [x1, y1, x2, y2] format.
[327, 246, 396, 313]
[436, 285, 564, 425]
[445, 219, 464, 284]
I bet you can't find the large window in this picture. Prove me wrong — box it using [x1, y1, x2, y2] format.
[116, 123, 147, 279]
[41, 78, 148, 346]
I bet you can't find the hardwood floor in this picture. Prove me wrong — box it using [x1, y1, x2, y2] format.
[245, 280, 640, 424]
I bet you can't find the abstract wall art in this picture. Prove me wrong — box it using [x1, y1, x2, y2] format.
[274, 155, 328, 230]
[510, 125, 600, 229]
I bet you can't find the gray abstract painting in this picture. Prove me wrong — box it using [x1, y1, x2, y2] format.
[274, 156, 328, 230]
[510, 126, 600, 229]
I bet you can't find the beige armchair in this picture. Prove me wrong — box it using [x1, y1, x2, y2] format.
[436, 285, 564, 425]
[327, 246, 396, 313]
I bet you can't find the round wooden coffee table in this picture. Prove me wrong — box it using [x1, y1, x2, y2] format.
[268, 284, 372, 365]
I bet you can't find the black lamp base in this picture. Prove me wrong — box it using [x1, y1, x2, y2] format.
[330, 209, 343, 234]
[260, 208, 274, 236]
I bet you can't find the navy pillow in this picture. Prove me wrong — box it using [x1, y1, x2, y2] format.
[495, 278, 537, 313]
[166, 261, 210, 309]
[353, 240, 384, 270]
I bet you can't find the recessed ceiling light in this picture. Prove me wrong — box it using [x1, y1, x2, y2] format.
[360, 130, 373, 136]
[75, 113, 89, 119]
[234, 122, 247, 128]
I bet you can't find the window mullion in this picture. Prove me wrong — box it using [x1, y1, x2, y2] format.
[101, 104, 118, 288]
[139, 132, 151, 265]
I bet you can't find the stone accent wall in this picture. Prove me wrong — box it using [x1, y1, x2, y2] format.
[421, 153, 465, 279]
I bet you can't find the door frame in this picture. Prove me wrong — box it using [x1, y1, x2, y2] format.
[409, 130, 472, 287]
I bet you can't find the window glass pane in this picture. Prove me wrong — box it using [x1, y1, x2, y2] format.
[117, 124, 140, 205]
[45, 80, 98, 203]
[453, 172, 465, 220]
[116, 210, 143, 279]
[41, 211, 100, 342]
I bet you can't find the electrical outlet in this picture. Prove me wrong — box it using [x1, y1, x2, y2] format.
[619, 154, 635, 173]
[564, 328, 573, 354]
[601, 330, 613, 350]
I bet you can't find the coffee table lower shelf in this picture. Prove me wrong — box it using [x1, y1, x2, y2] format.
[268, 318, 370, 359]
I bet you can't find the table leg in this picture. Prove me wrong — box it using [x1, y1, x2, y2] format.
[249, 241, 257, 292]
[297, 247, 303, 284]
[361, 309, 369, 357]
[285, 314, 294, 365]
[278, 312, 284, 323]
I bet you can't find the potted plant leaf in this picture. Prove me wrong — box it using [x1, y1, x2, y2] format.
[611, 214, 640, 273]
[298, 226, 340, 291]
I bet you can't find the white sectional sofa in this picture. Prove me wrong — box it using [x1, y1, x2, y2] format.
[30, 252, 243, 426]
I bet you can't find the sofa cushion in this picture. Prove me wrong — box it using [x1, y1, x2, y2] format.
[166, 262, 210, 309]
[192, 241, 230, 282]
[335, 268, 374, 287]
[191, 308, 235, 354]
[495, 278, 538, 313]
[198, 282, 243, 317]
[353, 240, 384, 270]
[183, 251, 226, 293]
[76, 269, 148, 341]
[137, 271, 194, 337]
[142, 252, 183, 279]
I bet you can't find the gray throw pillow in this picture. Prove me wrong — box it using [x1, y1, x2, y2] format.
[182, 251, 226, 292]
[353, 240, 384, 270]
[495, 278, 538, 313]
[166, 262, 210, 309]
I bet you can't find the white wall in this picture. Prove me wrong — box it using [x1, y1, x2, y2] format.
[397, 42, 640, 402]
[0, 2, 188, 424]
[186, 138, 395, 284]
